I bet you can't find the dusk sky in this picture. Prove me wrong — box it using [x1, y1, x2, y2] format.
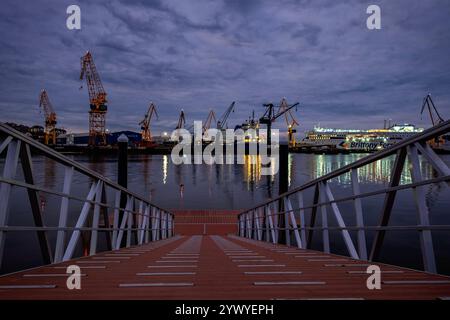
[0, 0, 449, 136]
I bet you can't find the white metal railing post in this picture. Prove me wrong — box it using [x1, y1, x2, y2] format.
[239, 215, 245, 237]
[264, 206, 270, 242]
[139, 204, 149, 245]
[268, 203, 277, 243]
[151, 207, 156, 241]
[408, 145, 437, 273]
[168, 213, 172, 238]
[166, 212, 170, 238]
[255, 208, 262, 240]
[54, 166, 74, 262]
[145, 206, 152, 242]
[89, 181, 104, 255]
[245, 212, 250, 238]
[156, 209, 161, 241]
[63, 181, 100, 260]
[285, 196, 302, 249]
[297, 192, 307, 249]
[351, 168, 368, 260]
[0, 140, 21, 268]
[283, 197, 291, 246]
[137, 201, 144, 244]
[319, 182, 330, 253]
[111, 190, 121, 249]
[323, 182, 359, 259]
[115, 195, 132, 250]
[163, 211, 167, 239]
[126, 197, 133, 247]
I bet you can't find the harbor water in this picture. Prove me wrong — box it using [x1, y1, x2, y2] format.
[1, 153, 450, 275]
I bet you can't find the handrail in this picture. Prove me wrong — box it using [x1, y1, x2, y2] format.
[0, 122, 175, 273]
[0, 123, 168, 211]
[237, 120, 450, 274]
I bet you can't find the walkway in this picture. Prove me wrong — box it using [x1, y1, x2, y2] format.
[1, 235, 450, 299]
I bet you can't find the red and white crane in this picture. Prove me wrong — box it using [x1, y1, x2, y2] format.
[80, 51, 108, 146]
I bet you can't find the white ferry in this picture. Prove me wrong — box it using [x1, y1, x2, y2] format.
[300, 124, 424, 152]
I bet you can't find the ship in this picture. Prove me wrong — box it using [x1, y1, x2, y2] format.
[300, 124, 425, 152]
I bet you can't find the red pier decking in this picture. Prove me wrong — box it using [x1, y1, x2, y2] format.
[1, 234, 450, 300]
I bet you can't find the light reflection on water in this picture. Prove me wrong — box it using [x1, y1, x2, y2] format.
[1, 153, 449, 275]
[310, 153, 436, 185]
[27, 153, 446, 211]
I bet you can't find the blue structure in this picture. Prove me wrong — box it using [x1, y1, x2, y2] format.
[57, 130, 142, 146]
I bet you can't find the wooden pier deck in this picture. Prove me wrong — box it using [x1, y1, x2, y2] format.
[1, 235, 450, 300]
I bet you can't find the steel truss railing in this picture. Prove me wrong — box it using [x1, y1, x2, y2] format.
[237, 120, 450, 274]
[0, 123, 174, 269]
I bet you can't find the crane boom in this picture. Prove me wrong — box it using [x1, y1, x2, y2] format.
[217, 101, 235, 130]
[175, 110, 186, 129]
[421, 94, 444, 126]
[203, 110, 217, 132]
[80, 51, 108, 146]
[259, 99, 300, 150]
[38, 89, 57, 145]
[278, 98, 299, 147]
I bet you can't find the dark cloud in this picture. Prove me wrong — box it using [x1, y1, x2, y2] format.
[0, 0, 449, 135]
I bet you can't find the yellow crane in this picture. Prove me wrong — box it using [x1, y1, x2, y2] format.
[38, 90, 57, 145]
[278, 98, 299, 147]
[139, 102, 158, 146]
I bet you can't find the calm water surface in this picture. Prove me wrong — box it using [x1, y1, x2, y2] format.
[2, 153, 450, 275]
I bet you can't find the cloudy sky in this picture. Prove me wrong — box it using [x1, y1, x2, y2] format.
[0, 0, 449, 136]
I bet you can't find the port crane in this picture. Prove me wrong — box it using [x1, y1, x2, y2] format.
[421, 94, 444, 126]
[139, 102, 158, 146]
[278, 98, 299, 147]
[80, 51, 108, 146]
[175, 110, 186, 129]
[38, 90, 57, 145]
[259, 99, 299, 149]
[420, 93, 447, 149]
[203, 110, 217, 140]
[217, 101, 235, 130]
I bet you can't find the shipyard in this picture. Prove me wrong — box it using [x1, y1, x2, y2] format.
[6, 79, 449, 155]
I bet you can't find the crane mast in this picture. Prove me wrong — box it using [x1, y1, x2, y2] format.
[202, 110, 217, 140]
[278, 98, 299, 147]
[217, 101, 235, 130]
[203, 110, 216, 132]
[175, 110, 186, 130]
[420, 93, 447, 149]
[80, 51, 108, 146]
[38, 89, 57, 145]
[140, 102, 158, 146]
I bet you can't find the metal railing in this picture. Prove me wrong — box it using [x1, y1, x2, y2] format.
[0, 123, 174, 270]
[237, 120, 450, 274]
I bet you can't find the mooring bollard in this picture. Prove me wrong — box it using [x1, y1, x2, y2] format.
[278, 143, 289, 244]
[117, 134, 128, 248]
